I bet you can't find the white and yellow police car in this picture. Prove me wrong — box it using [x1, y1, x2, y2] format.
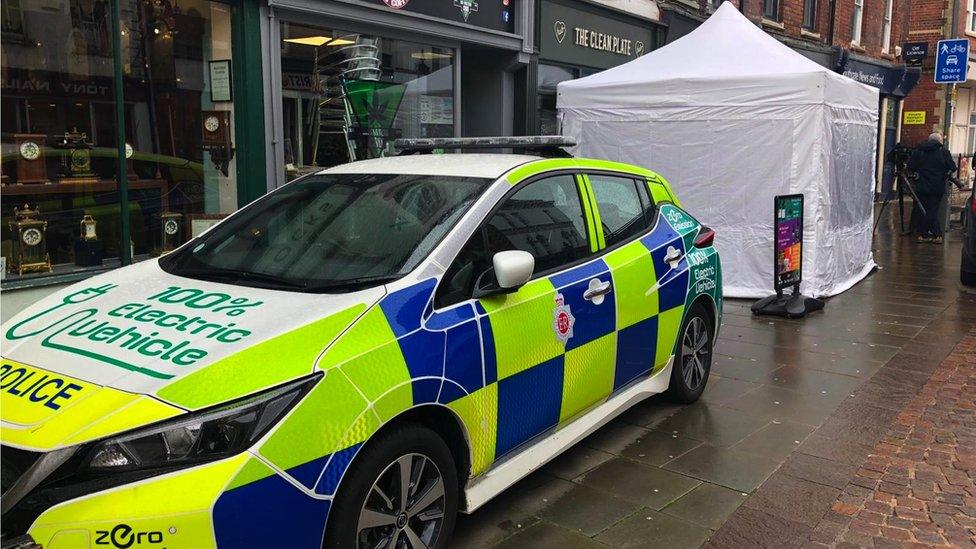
[1, 137, 722, 549]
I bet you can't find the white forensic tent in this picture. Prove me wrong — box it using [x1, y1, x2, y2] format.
[558, 2, 879, 298]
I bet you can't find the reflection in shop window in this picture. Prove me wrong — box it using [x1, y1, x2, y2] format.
[279, 22, 455, 179]
[1, 0, 238, 281]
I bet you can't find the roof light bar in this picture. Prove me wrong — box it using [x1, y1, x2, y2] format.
[394, 136, 576, 152]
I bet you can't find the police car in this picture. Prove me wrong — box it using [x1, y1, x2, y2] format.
[1, 137, 722, 549]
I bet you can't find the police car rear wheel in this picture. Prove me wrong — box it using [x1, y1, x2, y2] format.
[324, 423, 458, 549]
[666, 303, 712, 404]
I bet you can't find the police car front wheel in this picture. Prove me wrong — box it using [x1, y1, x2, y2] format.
[324, 423, 458, 549]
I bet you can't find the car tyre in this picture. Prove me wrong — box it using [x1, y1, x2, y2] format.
[665, 302, 713, 404]
[323, 423, 458, 549]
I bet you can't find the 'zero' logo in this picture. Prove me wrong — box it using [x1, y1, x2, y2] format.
[95, 524, 164, 548]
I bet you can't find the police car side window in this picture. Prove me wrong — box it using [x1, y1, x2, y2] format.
[435, 174, 590, 308]
[484, 175, 589, 274]
[588, 174, 656, 247]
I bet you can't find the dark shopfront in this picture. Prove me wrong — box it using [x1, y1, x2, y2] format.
[0, 0, 266, 287]
[265, 0, 533, 188]
[835, 53, 921, 199]
[536, 0, 663, 135]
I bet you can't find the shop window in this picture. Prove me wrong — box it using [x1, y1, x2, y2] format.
[278, 21, 455, 178]
[851, 0, 864, 44]
[1, 0, 239, 282]
[763, 0, 780, 21]
[802, 0, 817, 30]
[537, 63, 577, 136]
[1, 0, 24, 39]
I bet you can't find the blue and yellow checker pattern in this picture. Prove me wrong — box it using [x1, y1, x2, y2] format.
[23, 161, 722, 548]
[207, 201, 718, 547]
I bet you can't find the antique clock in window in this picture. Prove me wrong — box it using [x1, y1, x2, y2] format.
[8, 204, 52, 275]
[57, 128, 99, 184]
[201, 110, 233, 177]
[74, 214, 104, 267]
[13, 134, 49, 184]
[160, 211, 183, 253]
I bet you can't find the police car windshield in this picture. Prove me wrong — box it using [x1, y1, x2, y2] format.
[160, 173, 491, 292]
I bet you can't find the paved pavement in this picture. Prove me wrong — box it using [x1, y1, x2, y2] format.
[810, 326, 975, 548]
[452, 208, 976, 548]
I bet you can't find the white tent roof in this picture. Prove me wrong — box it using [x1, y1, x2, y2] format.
[557, 2, 876, 111]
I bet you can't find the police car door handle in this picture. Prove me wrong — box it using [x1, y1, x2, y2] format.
[583, 279, 612, 303]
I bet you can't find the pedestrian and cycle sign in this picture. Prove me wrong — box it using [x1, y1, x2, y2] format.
[934, 39, 969, 83]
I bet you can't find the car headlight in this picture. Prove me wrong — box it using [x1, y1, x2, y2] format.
[82, 374, 319, 472]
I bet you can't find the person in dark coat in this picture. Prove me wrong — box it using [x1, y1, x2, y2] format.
[908, 133, 957, 243]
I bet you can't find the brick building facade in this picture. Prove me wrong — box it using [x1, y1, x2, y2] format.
[657, 0, 976, 191]
[900, 0, 976, 160]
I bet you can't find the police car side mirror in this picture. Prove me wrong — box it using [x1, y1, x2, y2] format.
[493, 250, 534, 289]
[471, 250, 534, 299]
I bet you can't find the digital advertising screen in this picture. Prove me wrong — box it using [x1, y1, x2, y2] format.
[774, 194, 804, 290]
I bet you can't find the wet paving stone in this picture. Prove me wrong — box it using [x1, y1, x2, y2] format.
[542, 445, 616, 481]
[777, 452, 858, 490]
[697, 375, 761, 406]
[652, 402, 769, 447]
[537, 484, 639, 536]
[704, 506, 812, 548]
[663, 444, 780, 493]
[763, 364, 864, 397]
[742, 472, 841, 528]
[494, 522, 607, 549]
[595, 509, 713, 548]
[660, 482, 749, 530]
[578, 458, 701, 509]
[709, 353, 781, 382]
[619, 429, 702, 466]
[614, 394, 683, 428]
[729, 419, 815, 460]
[723, 384, 842, 425]
[580, 421, 651, 455]
[796, 432, 876, 466]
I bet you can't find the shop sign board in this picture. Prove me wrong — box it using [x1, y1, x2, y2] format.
[209, 60, 233, 102]
[903, 111, 926, 125]
[540, 0, 655, 70]
[935, 39, 969, 83]
[367, 0, 514, 33]
[774, 194, 804, 291]
[902, 42, 928, 67]
[841, 58, 900, 94]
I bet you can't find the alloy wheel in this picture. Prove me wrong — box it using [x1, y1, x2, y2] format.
[680, 316, 710, 391]
[357, 453, 446, 549]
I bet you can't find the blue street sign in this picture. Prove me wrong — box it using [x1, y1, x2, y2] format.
[934, 39, 969, 83]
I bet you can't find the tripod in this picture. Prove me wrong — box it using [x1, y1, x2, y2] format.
[874, 162, 926, 235]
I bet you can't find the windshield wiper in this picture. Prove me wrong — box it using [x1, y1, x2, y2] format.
[175, 267, 308, 290]
[305, 275, 402, 293]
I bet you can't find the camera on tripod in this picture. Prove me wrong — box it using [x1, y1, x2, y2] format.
[888, 143, 914, 166]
